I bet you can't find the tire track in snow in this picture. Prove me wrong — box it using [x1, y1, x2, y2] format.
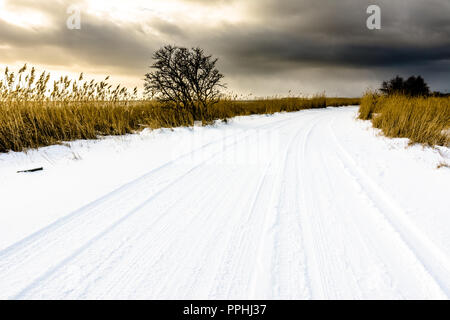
[296, 116, 341, 299]
[268, 115, 324, 299]
[2, 107, 447, 299]
[84, 113, 320, 299]
[32, 166, 239, 299]
[179, 113, 323, 299]
[32, 166, 226, 299]
[210, 117, 315, 299]
[11, 159, 223, 299]
[0, 112, 300, 260]
[0, 111, 312, 299]
[327, 114, 450, 298]
[295, 110, 445, 299]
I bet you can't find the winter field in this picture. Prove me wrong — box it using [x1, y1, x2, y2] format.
[0, 106, 449, 299]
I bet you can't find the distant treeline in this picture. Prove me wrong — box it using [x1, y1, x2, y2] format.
[380, 75, 449, 97]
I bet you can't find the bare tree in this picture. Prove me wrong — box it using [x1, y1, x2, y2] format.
[144, 45, 225, 119]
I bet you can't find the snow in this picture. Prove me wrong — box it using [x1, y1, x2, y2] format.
[0, 106, 449, 299]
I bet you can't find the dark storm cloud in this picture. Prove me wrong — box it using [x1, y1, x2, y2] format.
[201, 0, 450, 93]
[206, 0, 450, 70]
[0, 0, 449, 95]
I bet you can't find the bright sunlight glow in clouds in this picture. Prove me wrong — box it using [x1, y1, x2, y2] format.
[0, 1, 49, 29]
[86, 0, 245, 25]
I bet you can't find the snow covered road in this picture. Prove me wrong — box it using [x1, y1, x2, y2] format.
[1, 107, 450, 299]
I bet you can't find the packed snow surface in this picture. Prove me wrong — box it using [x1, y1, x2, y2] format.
[0, 107, 449, 299]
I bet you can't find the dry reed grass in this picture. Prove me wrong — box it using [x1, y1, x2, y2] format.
[0, 65, 359, 153]
[358, 92, 450, 147]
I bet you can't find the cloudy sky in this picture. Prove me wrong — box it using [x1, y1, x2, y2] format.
[0, 0, 449, 97]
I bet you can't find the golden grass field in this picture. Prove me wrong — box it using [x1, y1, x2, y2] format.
[3, 66, 449, 153]
[358, 92, 450, 147]
[0, 66, 359, 153]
